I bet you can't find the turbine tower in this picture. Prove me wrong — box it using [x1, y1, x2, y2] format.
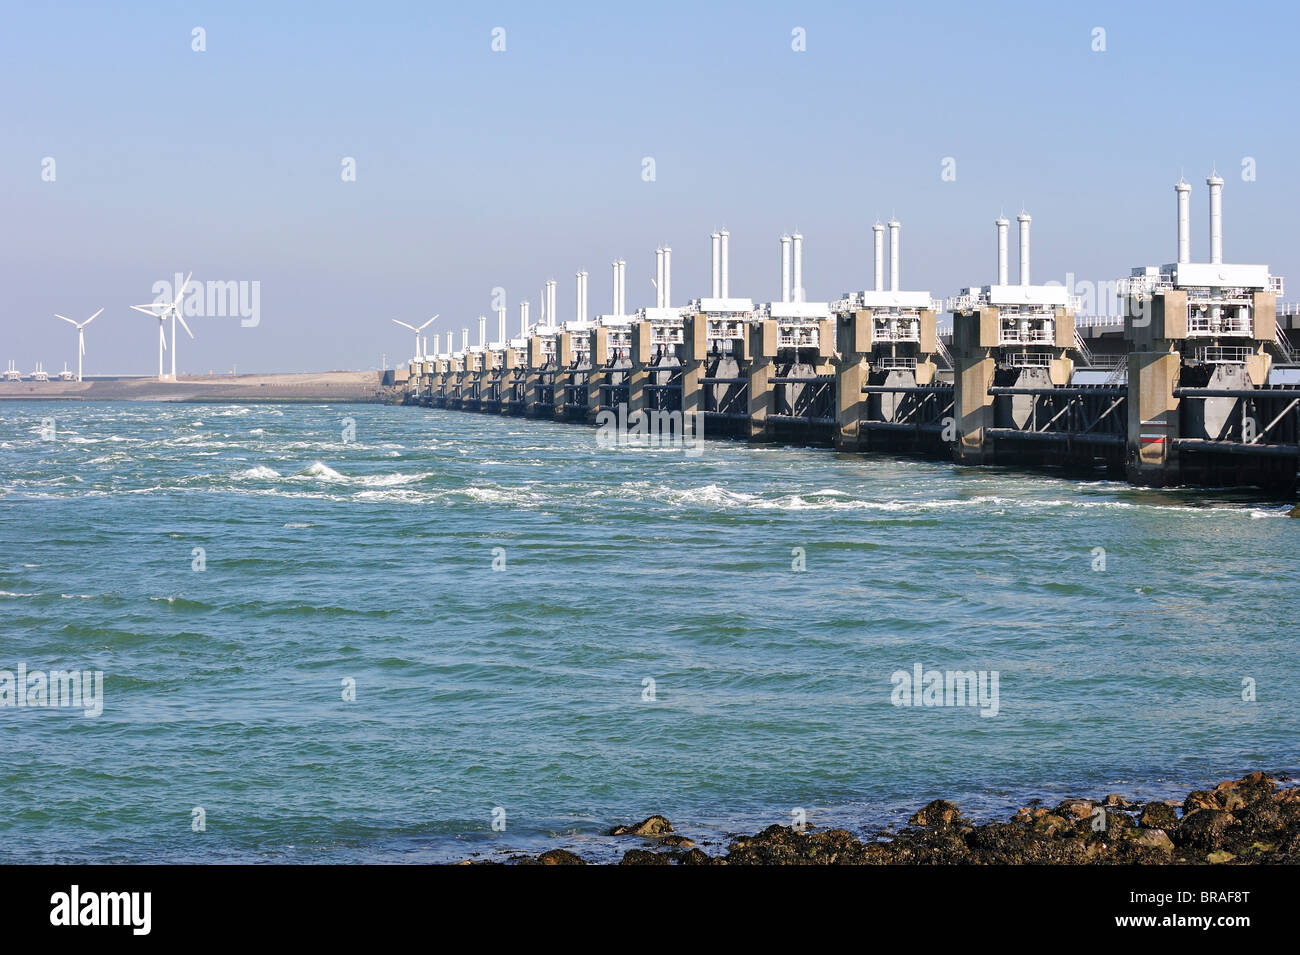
[130, 274, 194, 380]
[392, 315, 438, 362]
[53, 308, 103, 382]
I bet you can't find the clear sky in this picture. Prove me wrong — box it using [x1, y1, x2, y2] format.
[2, 1, 1297, 375]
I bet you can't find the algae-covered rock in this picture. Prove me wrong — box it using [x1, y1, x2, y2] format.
[609, 815, 674, 836]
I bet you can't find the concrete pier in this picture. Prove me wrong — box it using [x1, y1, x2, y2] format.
[952, 307, 998, 465]
[747, 320, 776, 439]
[833, 311, 870, 451]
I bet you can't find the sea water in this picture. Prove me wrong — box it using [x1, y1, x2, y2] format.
[0, 401, 1295, 862]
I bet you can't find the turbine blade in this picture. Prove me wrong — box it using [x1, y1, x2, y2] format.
[160, 327, 168, 350]
[172, 273, 192, 308]
[54, 314, 77, 325]
[85, 308, 104, 324]
[393, 320, 416, 331]
[80, 336, 86, 356]
[177, 312, 194, 339]
[131, 304, 164, 315]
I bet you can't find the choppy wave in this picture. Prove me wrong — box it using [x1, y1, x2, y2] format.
[235, 465, 283, 480]
[297, 461, 346, 481]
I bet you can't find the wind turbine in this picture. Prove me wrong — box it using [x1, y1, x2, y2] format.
[393, 315, 437, 362]
[130, 274, 193, 380]
[53, 308, 103, 382]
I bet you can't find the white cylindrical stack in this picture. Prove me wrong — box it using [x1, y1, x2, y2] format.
[791, 232, 803, 303]
[873, 223, 885, 292]
[887, 220, 899, 292]
[656, 248, 665, 308]
[520, 301, 529, 338]
[1017, 213, 1031, 286]
[497, 307, 506, 344]
[461, 327, 469, 351]
[432, 333, 440, 356]
[477, 315, 486, 348]
[720, 230, 730, 299]
[1176, 180, 1191, 265]
[547, 280, 557, 329]
[996, 217, 1010, 286]
[711, 232, 721, 298]
[662, 247, 671, 308]
[617, 259, 626, 316]
[781, 234, 792, 303]
[576, 271, 588, 322]
[1207, 173, 1224, 264]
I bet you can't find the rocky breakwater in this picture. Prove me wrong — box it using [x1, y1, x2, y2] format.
[490, 771, 1300, 865]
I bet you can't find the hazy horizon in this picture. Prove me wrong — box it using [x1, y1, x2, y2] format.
[3, 0, 1297, 375]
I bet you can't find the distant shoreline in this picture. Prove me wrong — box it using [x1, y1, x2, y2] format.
[0, 370, 390, 403]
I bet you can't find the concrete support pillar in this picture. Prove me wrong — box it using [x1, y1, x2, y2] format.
[1248, 291, 1277, 386]
[449, 358, 462, 407]
[834, 310, 871, 450]
[479, 352, 496, 410]
[501, 349, 517, 414]
[587, 327, 609, 422]
[748, 319, 777, 440]
[1252, 290, 1277, 342]
[952, 307, 999, 464]
[1126, 350, 1181, 486]
[555, 332, 575, 418]
[628, 320, 651, 416]
[526, 337, 545, 417]
[918, 308, 937, 356]
[814, 318, 836, 375]
[681, 313, 706, 418]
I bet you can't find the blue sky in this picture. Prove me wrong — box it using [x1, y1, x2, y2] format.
[2, 1, 1297, 374]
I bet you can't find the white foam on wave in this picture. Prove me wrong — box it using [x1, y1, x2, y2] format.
[630, 485, 1276, 516]
[297, 461, 346, 482]
[354, 488, 429, 504]
[459, 486, 543, 507]
[351, 471, 428, 488]
[235, 465, 283, 480]
[658, 483, 760, 508]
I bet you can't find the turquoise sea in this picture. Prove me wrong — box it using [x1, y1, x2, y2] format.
[1, 400, 1296, 862]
